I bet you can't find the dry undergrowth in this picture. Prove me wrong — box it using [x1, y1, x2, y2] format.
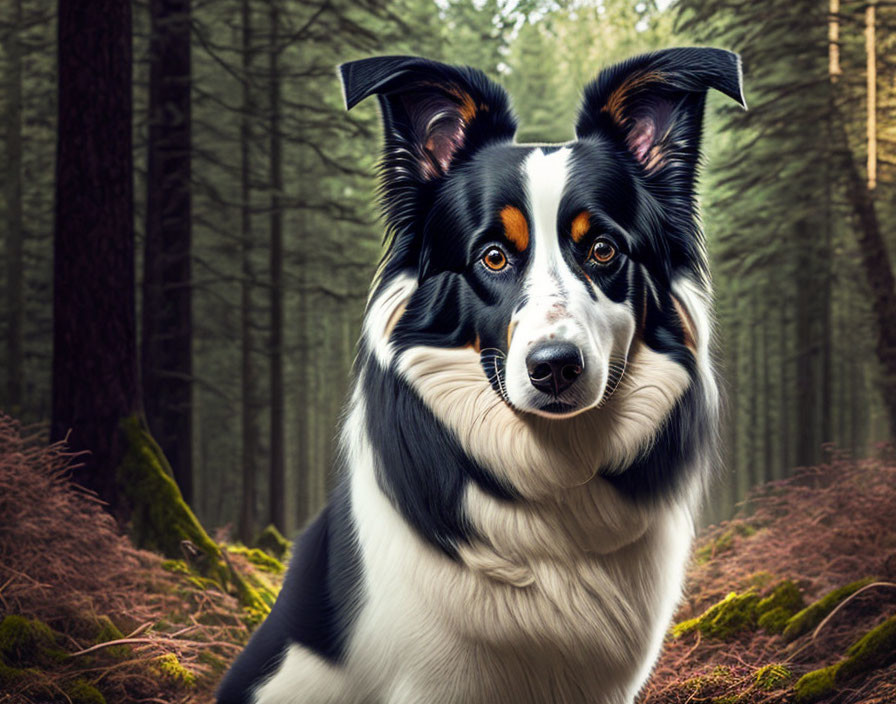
[641, 448, 896, 704]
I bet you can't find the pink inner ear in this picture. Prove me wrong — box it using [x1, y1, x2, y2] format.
[424, 116, 466, 177]
[627, 116, 656, 164]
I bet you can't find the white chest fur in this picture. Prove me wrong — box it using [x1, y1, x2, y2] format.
[338, 393, 695, 704]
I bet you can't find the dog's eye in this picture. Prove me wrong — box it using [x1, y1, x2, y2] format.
[589, 238, 617, 265]
[481, 246, 508, 272]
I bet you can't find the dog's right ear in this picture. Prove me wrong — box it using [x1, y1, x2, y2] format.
[340, 56, 516, 211]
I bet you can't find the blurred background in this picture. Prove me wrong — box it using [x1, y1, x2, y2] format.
[2, 0, 894, 540]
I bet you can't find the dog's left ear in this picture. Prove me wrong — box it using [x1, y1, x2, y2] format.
[340, 55, 516, 187]
[576, 47, 745, 181]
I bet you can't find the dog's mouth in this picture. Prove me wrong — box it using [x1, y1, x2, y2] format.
[479, 350, 628, 418]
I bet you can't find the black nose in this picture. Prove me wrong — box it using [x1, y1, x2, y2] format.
[526, 342, 584, 396]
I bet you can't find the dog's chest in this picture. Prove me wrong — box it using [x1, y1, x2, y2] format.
[349, 467, 694, 704]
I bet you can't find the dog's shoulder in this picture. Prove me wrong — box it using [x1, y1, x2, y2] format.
[216, 484, 362, 703]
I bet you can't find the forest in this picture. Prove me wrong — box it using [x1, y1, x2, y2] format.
[1, 0, 896, 702]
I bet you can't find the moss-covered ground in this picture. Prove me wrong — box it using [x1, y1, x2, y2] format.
[0, 412, 287, 703]
[641, 451, 896, 704]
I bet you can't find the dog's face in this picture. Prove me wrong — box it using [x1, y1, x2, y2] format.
[342, 50, 744, 420]
[341, 51, 742, 502]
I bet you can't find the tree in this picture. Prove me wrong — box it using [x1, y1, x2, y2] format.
[4, 0, 24, 414]
[52, 0, 140, 509]
[268, 0, 285, 533]
[142, 0, 194, 504]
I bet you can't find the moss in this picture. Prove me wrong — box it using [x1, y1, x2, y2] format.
[228, 545, 286, 574]
[161, 558, 191, 575]
[756, 580, 804, 634]
[783, 577, 876, 642]
[794, 665, 838, 703]
[0, 659, 39, 687]
[794, 615, 896, 703]
[65, 678, 107, 704]
[673, 591, 761, 639]
[93, 616, 129, 659]
[118, 417, 224, 569]
[155, 653, 196, 687]
[755, 663, 792, 690]
[743, 571, 776, 590]
[758, 606, 792, 634]
[839, 614, 896, 678]
[0, 615, 55, 665]
[255, 524, 290, 561]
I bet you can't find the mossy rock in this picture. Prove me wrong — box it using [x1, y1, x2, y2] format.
[794, 615, 896, 703]
[0, 615, 56, 665]
[757, 580, 804, 634]
[673, 591, 761, 639]
[65, 678, 107, 704]
[155, 652, 196, 687]
[228, 545, 286, 574]
[755, 663, 792, 690]
[255, 524, 290, 561]
[783, 577, 876, 642]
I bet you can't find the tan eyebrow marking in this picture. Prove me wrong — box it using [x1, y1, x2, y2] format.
[571, 211, 591, 243]
[499, 205, 529, 252]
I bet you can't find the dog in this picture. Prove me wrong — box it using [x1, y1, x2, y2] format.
[217, 47, 745, 704]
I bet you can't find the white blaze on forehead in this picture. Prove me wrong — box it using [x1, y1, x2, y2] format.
[521, 148, 575, 299]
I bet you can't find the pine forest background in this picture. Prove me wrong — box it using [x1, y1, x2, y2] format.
[2, 0, 896, 540]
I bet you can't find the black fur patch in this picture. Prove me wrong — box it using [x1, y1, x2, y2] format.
[361, 352, 516, 558]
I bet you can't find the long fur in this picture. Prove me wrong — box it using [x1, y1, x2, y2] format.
[218, 48, 745, 704]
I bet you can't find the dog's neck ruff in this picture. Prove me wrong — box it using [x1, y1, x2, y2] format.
[355, 271, 715, 563]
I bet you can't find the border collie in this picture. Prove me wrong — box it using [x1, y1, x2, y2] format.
[218, 47, 745, 704]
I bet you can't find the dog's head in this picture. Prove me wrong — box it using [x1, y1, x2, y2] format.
[342, 50, 744, 496]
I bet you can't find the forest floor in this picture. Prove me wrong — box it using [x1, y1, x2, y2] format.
[1, 412, 894, 704]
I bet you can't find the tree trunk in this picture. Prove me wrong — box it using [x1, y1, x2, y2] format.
[239, 0, 257, 544]
[268, 0, 286, 533]
[142, 0, 194, 505]
[794, 220, 817, 467]
[4, 0, 24, 412]
[52, 0, 140, 510]
[835, 121, 896, 441]
[778, 301, 790, 477]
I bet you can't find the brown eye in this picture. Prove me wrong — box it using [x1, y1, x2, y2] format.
[482, 246, 508, 272]
[589, 238, 616, 264]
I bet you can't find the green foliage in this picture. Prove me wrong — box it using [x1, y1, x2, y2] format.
[228, 544, 286, 574]
[794, 616, 896, 703]
[783, 577, 876, 642]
